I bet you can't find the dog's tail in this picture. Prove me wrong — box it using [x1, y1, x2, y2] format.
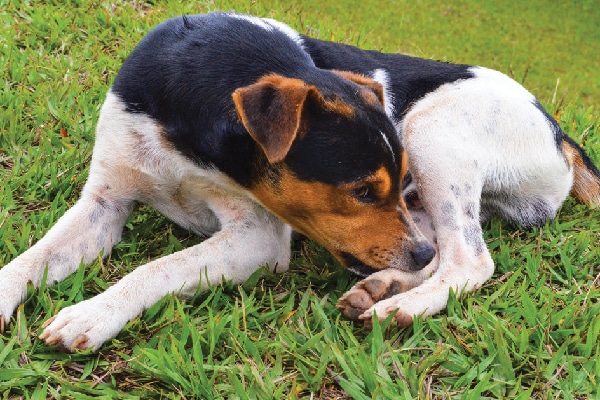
[562, 135, 600, 206]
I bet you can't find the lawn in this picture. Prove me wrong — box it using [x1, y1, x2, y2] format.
[1, 0, 599, 398]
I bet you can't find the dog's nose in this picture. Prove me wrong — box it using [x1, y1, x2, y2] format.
[410, 242, 436, 270]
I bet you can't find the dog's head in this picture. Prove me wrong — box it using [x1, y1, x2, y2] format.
[232, 71, 434, 275]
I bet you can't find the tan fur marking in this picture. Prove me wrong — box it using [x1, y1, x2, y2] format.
[332, 70, 385, 106]
[233, 74, 361, 162]
[400, 150, 409, 183]
[322, 96, 355, 118]
[251, 168, 414, 270]
[562, 140, 600, 206]
[362, 166, 393, 200]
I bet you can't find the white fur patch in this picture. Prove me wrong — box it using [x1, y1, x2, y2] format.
[379, 130, 395, 164]
[227, 13, 304, 48]
[371, 68, 395, 119]
[342, 66, 576, 325]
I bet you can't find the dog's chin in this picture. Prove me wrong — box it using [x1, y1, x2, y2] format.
[340, 252, 380, 277]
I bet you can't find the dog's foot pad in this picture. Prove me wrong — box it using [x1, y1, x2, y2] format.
[337, 276, 408, 321]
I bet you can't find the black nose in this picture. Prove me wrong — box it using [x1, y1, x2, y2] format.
[410, 242, 436, 270]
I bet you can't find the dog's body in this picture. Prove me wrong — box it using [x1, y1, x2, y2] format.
[1, 13, 599, 350]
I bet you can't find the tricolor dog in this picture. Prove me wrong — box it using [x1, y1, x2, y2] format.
[1, 13, 598, 351]
[0, 13, 432, 351]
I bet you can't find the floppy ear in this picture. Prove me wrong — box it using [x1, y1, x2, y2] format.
[332, 70, 386, 107]
[232, 74, 321, 164]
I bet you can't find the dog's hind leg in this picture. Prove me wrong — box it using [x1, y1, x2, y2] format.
[340, 70, 577, 326]
[355, 160, 494, 326]
[339, 164, 493, 325]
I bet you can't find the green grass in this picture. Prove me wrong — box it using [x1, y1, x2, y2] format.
[1, 0, 599, 398]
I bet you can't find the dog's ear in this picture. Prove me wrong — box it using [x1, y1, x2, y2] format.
[233, 74, 322, 164]
[332, 70, 385, 107]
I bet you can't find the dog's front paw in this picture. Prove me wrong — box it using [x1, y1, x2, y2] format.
[337, 269, 414, 321]
[39, 299, 126, 351]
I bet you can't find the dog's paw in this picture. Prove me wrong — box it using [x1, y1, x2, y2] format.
[39, 299, 126, 352]
[337, 269, 415, 322]
[357, 294, 415, 328]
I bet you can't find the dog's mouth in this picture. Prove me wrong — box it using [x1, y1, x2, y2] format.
[339, 252, 380, 277]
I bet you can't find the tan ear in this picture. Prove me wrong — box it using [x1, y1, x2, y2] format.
[332, 70, 386, 107]
[232, 74, 321, 163]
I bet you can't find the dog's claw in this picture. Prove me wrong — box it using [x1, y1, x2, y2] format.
[358, 306, 414, 328]
[41, 316, 56, 329]
[39, 331, 61, 346]
[391, 308, 414, 327]
[71, 334, 90, 351]
[39, 318, 90, 351]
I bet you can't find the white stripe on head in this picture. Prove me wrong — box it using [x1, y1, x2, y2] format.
[380, 131, 396, 164]
[371, 68, 395, 119]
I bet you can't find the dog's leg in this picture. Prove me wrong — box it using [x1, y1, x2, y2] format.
[0, 173, 135, 331]
[39, 195, 291, 351]
[341, 111, 497, 325]
[345, 175, 493, 326]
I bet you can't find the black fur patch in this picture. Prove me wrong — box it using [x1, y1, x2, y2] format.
[440, 201, 459, 230]
[463, 224, 485, 256]
[532, 100, 565, 151]
[301, 36, 474, 120]
[342, 252, 380, 276]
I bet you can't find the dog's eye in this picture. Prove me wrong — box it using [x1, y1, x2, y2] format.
[352, 185, 376, 203]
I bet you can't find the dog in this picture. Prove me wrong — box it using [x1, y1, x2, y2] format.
[299, 35, 600, 325]
[0, 12, 436, 351]
[1, 13, 599, 351]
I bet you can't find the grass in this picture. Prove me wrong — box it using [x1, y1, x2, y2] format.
[1, 0, 599, 398]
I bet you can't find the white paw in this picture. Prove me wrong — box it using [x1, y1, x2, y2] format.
[39, 299, 128, 351]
